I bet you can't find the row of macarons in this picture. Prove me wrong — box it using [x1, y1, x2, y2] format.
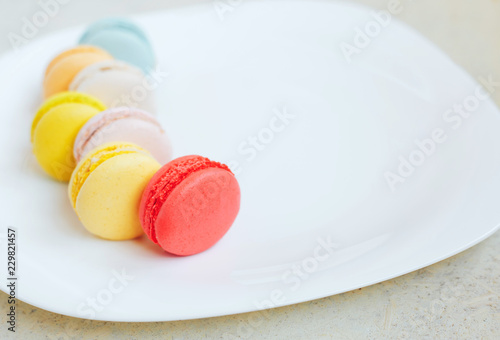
[45, 18, 157, 111]
[31, 18, 241, 256]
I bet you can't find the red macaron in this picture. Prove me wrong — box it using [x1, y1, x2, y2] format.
[139, 155, 241, 256]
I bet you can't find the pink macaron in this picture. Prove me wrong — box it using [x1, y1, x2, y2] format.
[73, 107, 172, 164]
[139, 155, 241, 256]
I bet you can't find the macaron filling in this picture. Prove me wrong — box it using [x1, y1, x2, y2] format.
[70, 143, 147, 208]
[73, 107, 162, 161]
[141, 156, 232, 244]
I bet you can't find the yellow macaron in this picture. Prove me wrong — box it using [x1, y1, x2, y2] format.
[43, 46, 113, 98]
[68, 142, 161, 240]
[32, 92, 106, 181]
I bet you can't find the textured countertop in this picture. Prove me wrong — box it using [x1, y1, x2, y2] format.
[0, 0, 499, 338]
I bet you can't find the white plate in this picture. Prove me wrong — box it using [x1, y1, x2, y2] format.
[0, 0, 499, 322]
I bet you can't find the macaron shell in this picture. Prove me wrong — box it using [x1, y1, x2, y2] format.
[43, 48, 113, 98]
[79, 21, 155, 73]
[44, 46, 110, 77]
[139, 155, 195, 242]
[31, 91, 106, 141]
[76, 152, 160, 240]
[33, 103, 101, 181]
[68, 141, 146, 208]
[69, 62, 156, 112]
[77, 117, 171, 164]
[154, 167, 240, 256]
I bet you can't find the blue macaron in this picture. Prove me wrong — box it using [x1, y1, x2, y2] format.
[79, 18, 155, 74]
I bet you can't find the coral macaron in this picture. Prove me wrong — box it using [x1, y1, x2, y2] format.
[31, 92, 106, 181]
[139, 155, 240, 256]
[69, 142, 160, 240]
[43, 46, 113, 98]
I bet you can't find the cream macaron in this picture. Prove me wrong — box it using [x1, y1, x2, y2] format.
[68, 142, 161, 240]
[69, 60, 156, 113]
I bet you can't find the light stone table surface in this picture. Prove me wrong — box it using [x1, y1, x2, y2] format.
[0, 0, 499, 338]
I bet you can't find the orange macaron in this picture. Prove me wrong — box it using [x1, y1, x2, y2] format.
[43, 46, 113, 98]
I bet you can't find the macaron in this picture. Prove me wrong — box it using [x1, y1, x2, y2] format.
[79, 18, 155, 74]
[69, 60, 156, 112]
[43, 46, 113, 98]
[31, 92, 106, 181]
[69, 142, 161, 240]
[139, 155, 240, 256]
[73, 107, 172, 165]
